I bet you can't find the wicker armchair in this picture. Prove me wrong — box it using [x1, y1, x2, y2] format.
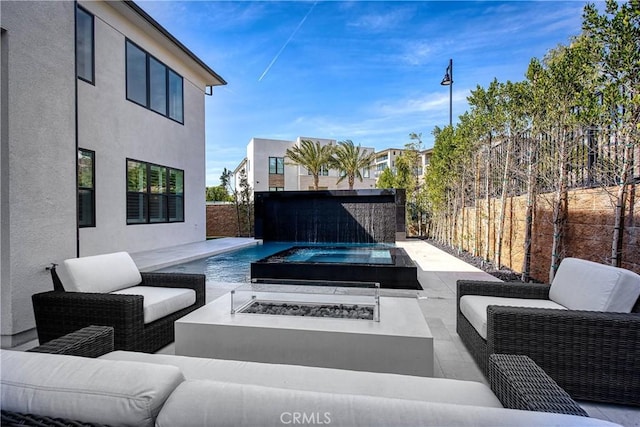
[457, 279, 640, 406]
[32, 268, 205, 353]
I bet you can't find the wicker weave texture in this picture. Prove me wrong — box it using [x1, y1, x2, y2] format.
[0, 411, 109, 427]
[27, 325, 114, 357]
[457, 279, 640, 406]
[489, 354, 588, 416]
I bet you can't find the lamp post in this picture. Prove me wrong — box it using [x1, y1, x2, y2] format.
[440, 58, 453, 127]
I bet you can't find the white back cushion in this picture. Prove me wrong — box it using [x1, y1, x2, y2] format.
[100, 351, 503, 408]
[549, 258, 640, 312]
[156, 380, 619, 427]
[57, 251, 142, 293]
[1, 350, 184, 427]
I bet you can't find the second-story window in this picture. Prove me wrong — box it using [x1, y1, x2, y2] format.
[76, 6, 94, 83]
[125, 40, 184, 124]
[269, 157, 284, 174]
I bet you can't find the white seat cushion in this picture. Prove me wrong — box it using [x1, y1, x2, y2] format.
[56, 251, 142, 293]
[460, 295, 566, 339]
[0, 350, 184, 427]
[111, 286, 196, 324]
[100, 351, 503, 408]
[549, 258, 640, 312]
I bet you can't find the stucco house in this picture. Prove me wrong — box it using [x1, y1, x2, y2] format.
[0, 0, 226, 347]
[235, 136, 378, 195]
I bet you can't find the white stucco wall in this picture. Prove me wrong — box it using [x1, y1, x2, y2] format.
[248, 138, 296, 192]
[76, 1, 209, 256]
[1, 1, 77, 345]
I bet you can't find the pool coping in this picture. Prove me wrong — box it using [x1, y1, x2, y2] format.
[130, 237, 261, 272]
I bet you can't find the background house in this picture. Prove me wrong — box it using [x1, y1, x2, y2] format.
[235, 137, 378, 194]
[0, 0, 225, 347]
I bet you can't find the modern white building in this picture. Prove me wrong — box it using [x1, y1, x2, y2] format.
[235, 137, 378, 194]
[374, 148, 405, 179]
[374, 147, 434, 181]
[1, 1, 225, 346]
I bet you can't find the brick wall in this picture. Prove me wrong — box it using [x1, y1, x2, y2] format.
[206, 204, 253, 237]
[455, 184, 639, 282]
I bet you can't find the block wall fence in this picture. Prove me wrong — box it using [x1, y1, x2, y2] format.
[207, 184, 639, 282]
[452, 184, 639, 282]
[206, 204, 245, 238]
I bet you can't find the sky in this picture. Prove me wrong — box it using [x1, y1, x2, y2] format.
[136, 0, 598, 186]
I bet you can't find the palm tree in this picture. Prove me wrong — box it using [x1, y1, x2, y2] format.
[331, 140, 375, 190]
[285, 139, 335, 190]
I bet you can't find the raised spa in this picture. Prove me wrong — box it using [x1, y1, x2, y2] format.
[251, 245, 421, 290]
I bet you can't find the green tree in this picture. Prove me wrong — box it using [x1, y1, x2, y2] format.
[206, 185, 232, 202]
[220, 167, 241, 236]
[331, 140, 375, 190]
[376, 167, 396, 189]
[528, 35, 600, 282]
[583, 0, 640, 266]
[467, 79, 505, 260]
[494, 80, 531, 268]
[237, 168, 253, 236]
[285, 139, 335, 190]
[425, 125, 458, 244]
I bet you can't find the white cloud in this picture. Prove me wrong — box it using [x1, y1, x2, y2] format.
[347, 7, 414, 32]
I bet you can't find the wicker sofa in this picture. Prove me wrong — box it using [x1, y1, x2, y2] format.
[1, 326, 621, 427]
[31, 252, 205, 353]
[457, 257, 640, 406]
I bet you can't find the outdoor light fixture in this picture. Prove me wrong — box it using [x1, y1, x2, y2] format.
[440, 59, 453, 127]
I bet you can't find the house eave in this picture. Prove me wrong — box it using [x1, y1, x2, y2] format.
[109, 0, 227, 87]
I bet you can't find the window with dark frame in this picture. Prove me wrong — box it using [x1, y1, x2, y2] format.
[127, 159, 184, 224]
[125, 40, 184, 124]
[268, 157, 284, 175]
[78, 149, 95, 227]
[76, 6, 94, 83]
[307, 165, 329, 176]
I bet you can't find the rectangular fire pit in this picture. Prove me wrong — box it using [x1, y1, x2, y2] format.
[240, 301, 376, 320]
[175, 291, 434, 377]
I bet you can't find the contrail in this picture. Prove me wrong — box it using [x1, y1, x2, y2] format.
[258, 1, 318, 82]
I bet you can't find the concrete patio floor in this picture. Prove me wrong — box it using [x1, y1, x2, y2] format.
[28, 237, 639, 426]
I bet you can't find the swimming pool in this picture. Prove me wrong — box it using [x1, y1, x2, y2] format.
[252, 245, 420, 290]
[155, 242, 397, 284]
[262, 246, 394, 265]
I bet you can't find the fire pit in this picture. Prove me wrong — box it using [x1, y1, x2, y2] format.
[175, 289, 434, 377]
[241, 301, 375, 320]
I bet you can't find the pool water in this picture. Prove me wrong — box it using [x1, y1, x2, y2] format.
[267, 247, 393, 265]
[156, 242, 394, 284]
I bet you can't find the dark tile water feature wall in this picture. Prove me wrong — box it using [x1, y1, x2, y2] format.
[254, 189, 405, 243]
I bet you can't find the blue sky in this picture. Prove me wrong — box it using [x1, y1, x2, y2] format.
[137, 0, 596, 186]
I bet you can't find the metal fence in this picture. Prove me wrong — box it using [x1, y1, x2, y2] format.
[472, 128, 639, 202]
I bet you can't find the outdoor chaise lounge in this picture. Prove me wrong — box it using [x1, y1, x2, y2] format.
[31, 252, 205, 353]
[0, 326, 621, 426]
[457, 257, 640, 406]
